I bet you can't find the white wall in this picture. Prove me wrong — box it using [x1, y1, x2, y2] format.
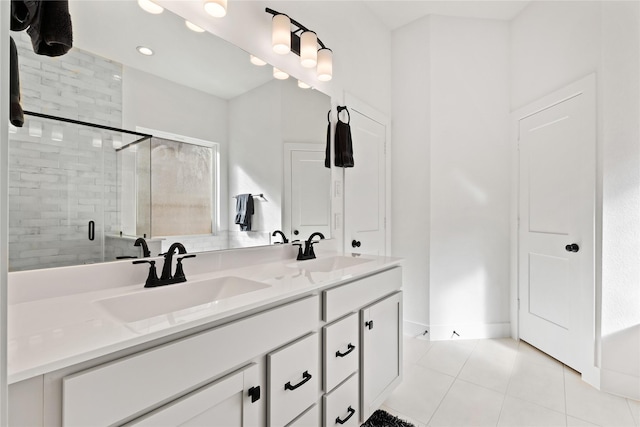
[511, 0, 640, 399]
[391, 15, 511, 339]
[391, 16, 431, 333]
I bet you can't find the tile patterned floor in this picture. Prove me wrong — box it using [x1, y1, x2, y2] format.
[382, 336, 640, 427]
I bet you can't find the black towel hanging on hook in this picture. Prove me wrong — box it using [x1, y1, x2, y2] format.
[334, 106, 354, 168]
[325, 109, 331, 168]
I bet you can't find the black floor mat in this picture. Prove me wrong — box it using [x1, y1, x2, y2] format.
[361, 409, 416, 427]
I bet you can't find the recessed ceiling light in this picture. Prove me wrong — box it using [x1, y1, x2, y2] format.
[250, 55, 267, 66]
[203, 0, 227, 18]
[185, 20, 205, 33]
[138, 0, 164, 14]
[136, 46, 154, 56]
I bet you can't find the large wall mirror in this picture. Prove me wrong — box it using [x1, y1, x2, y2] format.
[8, 0, 331, 271]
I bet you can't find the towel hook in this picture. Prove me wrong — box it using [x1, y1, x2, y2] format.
[337, 105, 350, 123]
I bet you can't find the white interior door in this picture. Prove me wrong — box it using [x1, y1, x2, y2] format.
[344, 110, 386, 256]
[518, 77, 595, 372]
[284, 144, 330, 241]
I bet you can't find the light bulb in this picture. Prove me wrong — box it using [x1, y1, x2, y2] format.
[203, 0, 227, 18]
[273, 67, 289, 80]
[250, 55, 267, 66]
[317, 48, 333, 82]
[185, 20, 205, 33]
[272, 14, 291, 55]
[300, 31, 317, 68]
[138, 0, 163, 14]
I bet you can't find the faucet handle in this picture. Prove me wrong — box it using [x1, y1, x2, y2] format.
[292, 242, 304, 260]
[133, 260, 160, 288]
[174, 254, 196, 281]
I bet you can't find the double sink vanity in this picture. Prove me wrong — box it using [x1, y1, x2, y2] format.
[8, 246, 403, 427]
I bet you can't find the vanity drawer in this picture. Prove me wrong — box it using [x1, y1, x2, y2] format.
[323, 313, 359, 392]
[322, 373, 359, 427]
[287, 403, 320, 427]
[323, 267, 402, 322]
[268, 333, 319, 427]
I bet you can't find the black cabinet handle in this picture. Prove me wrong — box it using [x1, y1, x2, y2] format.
[88, 220, 95, 241]
[565, 243, 580, 253]
[284, 371, 312, 391]
[248, 386, 261, 403]
[335, 343, 355, 358]
[351, 240, 361, 248]
[365, 320, 374, 330]
[336, 406, 356, 425]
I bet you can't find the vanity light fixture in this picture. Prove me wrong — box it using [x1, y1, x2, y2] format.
[136, 46, 154, 56]
[266, 8, 332, 81]
[137, 0, 164, 14]
[203, 0, 227, 18]
[297, 80, 311, 89]
[92, 136, 103, 148]
[185, 20, 205, 33]
[273, 67, 289, 80]
[28, 121, 42, 137]
[250, 55, 267, 66]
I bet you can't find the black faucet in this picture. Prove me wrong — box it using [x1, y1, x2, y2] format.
[272, 230, 289, 244]
[134, 237, 151, 258]
[295, 232, 325, 260]
[160, 242, 187, 281]
[133, 243, 196, 288]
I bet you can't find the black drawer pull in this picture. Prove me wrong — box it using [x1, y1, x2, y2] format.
[335, 343, 355, 358]
[284, 371, 312, 391]
[336, 406, 356, 425]
[248, 386, 260, 403]
[365, 320, 374, 330]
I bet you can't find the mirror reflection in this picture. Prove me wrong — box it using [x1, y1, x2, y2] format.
[8, 0, 331, 271]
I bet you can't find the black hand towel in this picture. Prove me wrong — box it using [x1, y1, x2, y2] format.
[334, 107, 354, 168]
[9, 37, 24, 127]
[235, 194, 254, 231]
[29, 0, 73, 57]
[13, 0, 73, 57]
[325, 111, 331, 168]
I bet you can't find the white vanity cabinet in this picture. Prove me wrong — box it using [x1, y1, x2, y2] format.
[8, 264, 403, 427]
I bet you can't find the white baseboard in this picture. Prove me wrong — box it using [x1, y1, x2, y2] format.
[403, 321, 511, 341]
[601, 368, 640, 401]
[429, 322, 511, 341]
[403, 320, 429, 338]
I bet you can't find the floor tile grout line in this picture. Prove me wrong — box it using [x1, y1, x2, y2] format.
[424, 372, 458, 427]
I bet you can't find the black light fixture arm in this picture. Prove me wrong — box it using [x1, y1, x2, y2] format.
[265, 7, 328, 52]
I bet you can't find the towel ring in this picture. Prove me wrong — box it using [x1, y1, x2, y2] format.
[337, 105, 350, 123]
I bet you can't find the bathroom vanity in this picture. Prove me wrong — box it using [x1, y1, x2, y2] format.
[7, 251, 402, 426]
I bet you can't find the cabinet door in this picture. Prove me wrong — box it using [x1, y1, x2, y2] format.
[125, 363, 261, 427]
[360, 292, 402, 420]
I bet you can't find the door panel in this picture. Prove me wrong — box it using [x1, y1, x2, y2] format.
[518, 78, 595, 373]
[344, 111, 386, 256]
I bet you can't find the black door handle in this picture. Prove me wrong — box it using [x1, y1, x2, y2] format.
[365, 320, 374, 330]
[293, 229, 299, 235]
[88, 220, 95, 241]
[335, 343, 355, 358]
[352, 240, 361, 248]
[248, 386, 260, 403]
[565, 243, 580, 253]
[284, 371, 312, 391]
[336, 406, 356, 425]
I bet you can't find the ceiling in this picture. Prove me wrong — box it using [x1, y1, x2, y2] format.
[363, 1, 531, 30]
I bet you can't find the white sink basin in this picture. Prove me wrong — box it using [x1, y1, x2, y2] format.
[289, 256, 372, 273]
[95, 276, 270, 323]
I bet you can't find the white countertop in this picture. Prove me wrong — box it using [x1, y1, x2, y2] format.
[8, 253, 401, 384]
